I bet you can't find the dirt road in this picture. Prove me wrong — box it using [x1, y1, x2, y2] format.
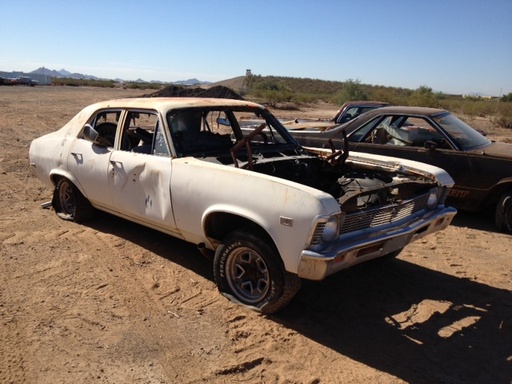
[1, 86, 511, 383]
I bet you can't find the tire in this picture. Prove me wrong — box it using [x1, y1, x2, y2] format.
[52, 178, 94, 223]
[495, 191, 512, 234]
[213, 230, 301, 315]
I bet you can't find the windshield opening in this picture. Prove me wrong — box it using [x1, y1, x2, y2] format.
[433, 112, 490, 150]
[167, 106, 295, 157]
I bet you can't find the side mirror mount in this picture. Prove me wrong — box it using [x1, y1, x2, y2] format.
[83, 124, 99, 142]
[82, 124, 111, 147]
[424, 140, 438, 152]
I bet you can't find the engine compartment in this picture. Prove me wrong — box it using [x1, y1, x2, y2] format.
[248, 155, 436, 214]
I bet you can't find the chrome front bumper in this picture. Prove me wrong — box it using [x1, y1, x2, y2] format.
[297, 206, 457, 281]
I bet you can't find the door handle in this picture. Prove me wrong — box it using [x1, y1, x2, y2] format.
[71, 152, 83, 164]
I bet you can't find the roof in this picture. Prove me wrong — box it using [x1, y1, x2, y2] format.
[366, 106, 447, 115]
[338, 106, 449, 133]
[342, 106, 447, 125]
[332, 100, 390, 121]
[88, 97, 265, 112]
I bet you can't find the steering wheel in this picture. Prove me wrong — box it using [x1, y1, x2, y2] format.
[230, 123, 267, 170]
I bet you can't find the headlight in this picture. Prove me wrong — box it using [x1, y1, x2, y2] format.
[426, 190, 438, 210]
[321, 215, 339, 243]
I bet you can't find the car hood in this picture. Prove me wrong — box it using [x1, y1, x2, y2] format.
[304, 147, 455, 187]
[475, 141, 512, 159]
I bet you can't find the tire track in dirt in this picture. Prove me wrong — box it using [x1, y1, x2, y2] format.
[38, 217, 233, 382]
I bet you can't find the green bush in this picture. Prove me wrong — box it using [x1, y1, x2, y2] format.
[501, 92, 512, 102]
[408, 86, 441, 108]
[250, 80, 294, 106]
[334, 79, 369, 105]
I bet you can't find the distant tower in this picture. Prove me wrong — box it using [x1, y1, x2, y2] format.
[246, 69, 252, 77]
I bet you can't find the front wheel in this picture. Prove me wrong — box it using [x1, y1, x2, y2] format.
[213, 230, 301, 314]
[495, 191, 512, 234]
[52, 178, 94, 223]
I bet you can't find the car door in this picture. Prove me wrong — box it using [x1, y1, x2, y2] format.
[67, 109, 122, 209]
[349, 115, 475, 209]
[107, 110, 179, 236]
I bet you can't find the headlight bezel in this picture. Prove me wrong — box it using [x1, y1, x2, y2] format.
[321, 215, 340, 243]
[308, 213, 341, 250]
[426, 188, 440, 210]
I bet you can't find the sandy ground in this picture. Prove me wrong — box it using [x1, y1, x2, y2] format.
[1, 86, 511, 384]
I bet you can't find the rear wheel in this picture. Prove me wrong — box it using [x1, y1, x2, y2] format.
[495, 191, 512, 234]
[52, 178, 94, 223]
[213, 230, 301, 314]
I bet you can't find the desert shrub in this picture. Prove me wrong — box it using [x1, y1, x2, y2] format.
[368, 86, 412, 105]
[51, 78, 117, 88]
[291, 93, 322, 104]
[492, 102, 512, 128]
[250, 80, 293, 107]
[493, 114, 512, 129]
[439, 98, 505, 119]
[334, 79, 369, 105]
[501, 92, 512, 102]
[408, 86, 441, 108]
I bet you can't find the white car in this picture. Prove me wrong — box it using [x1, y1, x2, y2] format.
[29, 97, 457, 314]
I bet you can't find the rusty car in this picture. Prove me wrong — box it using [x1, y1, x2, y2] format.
[282, 100, 389, 132]
[29, 98, 457, 313]
[289, 106, 512, 233]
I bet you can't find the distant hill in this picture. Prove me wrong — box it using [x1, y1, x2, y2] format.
[29, 67, 99, 80]
[174, 78, 207, 86]
[27, 67, 210, 85]
[211, 76, 247, 93]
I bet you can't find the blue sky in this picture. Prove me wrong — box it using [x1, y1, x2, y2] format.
[1, 0, 511, 96]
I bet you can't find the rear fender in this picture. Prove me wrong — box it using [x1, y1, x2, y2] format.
[50, 170, 84, 194]
[486, 179, 512, 208]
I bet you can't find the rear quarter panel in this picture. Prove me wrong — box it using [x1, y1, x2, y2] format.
[29, 104, 96, 188]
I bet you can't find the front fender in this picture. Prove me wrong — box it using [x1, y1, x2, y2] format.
[201, 203, 273, 248]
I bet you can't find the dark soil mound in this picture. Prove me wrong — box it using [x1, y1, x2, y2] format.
[145, 85, 243, 100]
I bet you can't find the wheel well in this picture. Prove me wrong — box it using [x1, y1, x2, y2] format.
[50, 173, 83, 194]
[204, 212, 274, 247]
[485, 183, 512, 210]
[50, 174, 59, 186]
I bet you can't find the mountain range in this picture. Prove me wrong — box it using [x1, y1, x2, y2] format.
[28, 67, 209, 86]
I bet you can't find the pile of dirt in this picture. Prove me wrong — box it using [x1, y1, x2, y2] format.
[145, 85, 244, 100]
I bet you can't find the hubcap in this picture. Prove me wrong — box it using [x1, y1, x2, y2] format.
[226, 247, 270, 304]
[59, 182, 75, 215]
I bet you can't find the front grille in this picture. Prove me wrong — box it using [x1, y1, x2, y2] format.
[340, 193, 430, 233]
